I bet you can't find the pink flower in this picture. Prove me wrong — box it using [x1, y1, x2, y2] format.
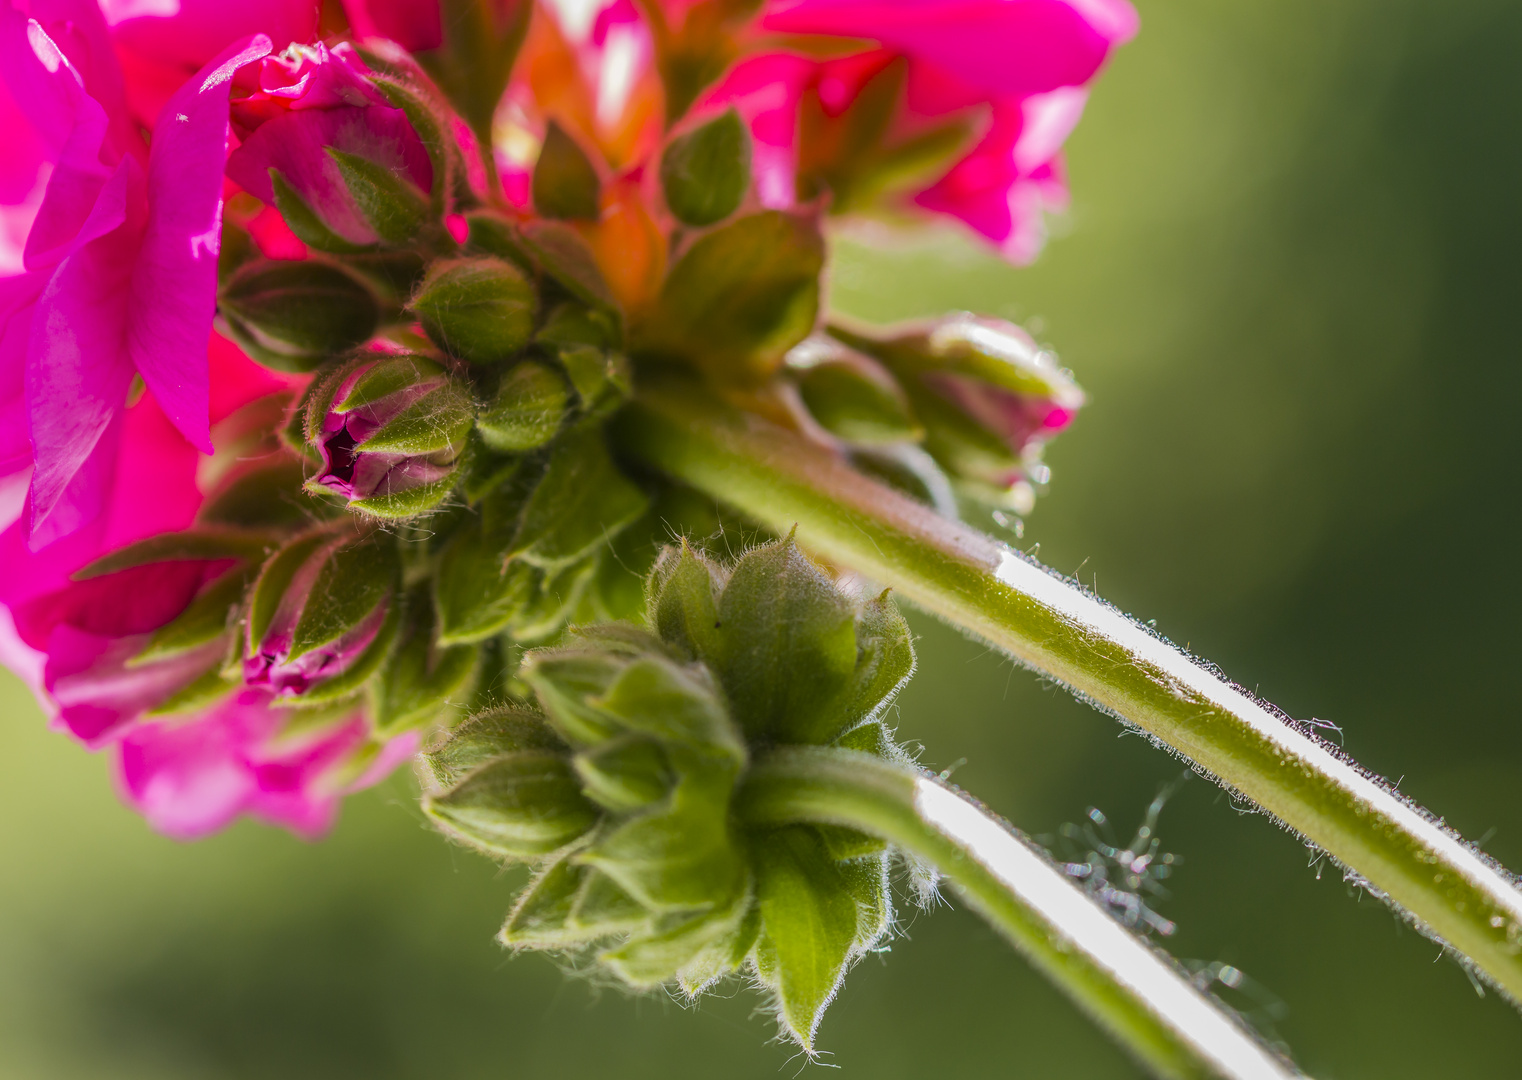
[100, 0, 320, 125]
[9, 551, 241, 745]
[0, 3, 274, 548]
[340, 0, 443, 53]
[707, 0, 1138, 260]
[117, 688, 420, 840]
[224, 42, 434, 246]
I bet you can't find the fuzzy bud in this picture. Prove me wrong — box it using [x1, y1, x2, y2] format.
[411, 257, 539, 365]
[244, 531, 400, 704]
[218, 260, 380, 372]
[833, 315, 1084, 509]
[304, 354, 473, 518]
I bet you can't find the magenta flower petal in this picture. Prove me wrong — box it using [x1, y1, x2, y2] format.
[341, 0, 444, 52]
[102, 0, 316, 71]
[763, 0, 1137, 99]
[126, 33, 274, 455]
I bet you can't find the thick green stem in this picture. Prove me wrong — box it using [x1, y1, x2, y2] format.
[738, 746, 1299, 1080]
[614, 382, 1522, 999]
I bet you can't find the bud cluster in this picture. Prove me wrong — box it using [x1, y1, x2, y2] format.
[422, 538, 918, 1050]
[35, 19, 1083, 836]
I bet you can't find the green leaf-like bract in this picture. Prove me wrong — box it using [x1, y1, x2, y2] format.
[660, 108, 751, 227]
[532, 121, 603, 220]
[636, 210, 824, 386]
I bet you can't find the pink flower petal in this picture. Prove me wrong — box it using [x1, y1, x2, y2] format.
[126, 33, 274, 454]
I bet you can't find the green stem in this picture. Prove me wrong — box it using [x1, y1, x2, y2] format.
[614, 382, 1522, 1000]
[738, 746, 1299, 1080]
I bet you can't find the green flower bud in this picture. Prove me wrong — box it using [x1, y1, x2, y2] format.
[476, 360, 571, 452]
[411, 256, 539, 365]
[244, 530, 401, 704]
[423, 750, 599, 858]
[661, 108, 751, 227]
[423, 539, 918, 1049]
[787, 336, 923, 445]
[304, 353, 474, 519]
[218, 260, 380, 372]
[371, 587, 481, 735]
[833, 315, 1084, 510]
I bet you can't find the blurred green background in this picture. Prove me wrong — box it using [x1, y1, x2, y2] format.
[4, 0, 1521, 1075]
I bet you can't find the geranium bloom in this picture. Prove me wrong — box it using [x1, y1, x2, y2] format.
[226, 41, 435, 247]
[0, 3, 271, 548]
[117, 689, 419, 840]
[708, 0, 1138, 260]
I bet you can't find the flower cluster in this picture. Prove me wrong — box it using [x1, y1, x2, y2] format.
[424, 537, 918, 1050]
[0, 0, 1126, 838]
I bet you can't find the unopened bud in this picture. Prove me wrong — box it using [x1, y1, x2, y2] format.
[218, 260, 380, 372]
[305, 354, 473, 518]
[244, 531, 400, 703]
[411, 256, 539, 365]
[573, 735, 675, 813]
[476, 360, 571, 452]
[787, 336, 922, 445]
[424, 750, 599, 857]
[833, 315, 1083, 504]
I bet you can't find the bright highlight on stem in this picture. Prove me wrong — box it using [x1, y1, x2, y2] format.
[739, 747, 1299, 1080]
[617, 381, 1522, 1000]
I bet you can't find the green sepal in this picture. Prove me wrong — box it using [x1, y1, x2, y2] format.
[532, 121, 602, 220]
[646, 541, 723, 662]
[636, 210, 823, 386]
[591, 655, 744, 760]
[675, 895, 762, 998]
[521, 649, 627, 746]
[326, 148, 432, 244]
[411, 256, 539, 365]
[573, 735, 675, 813]
[476, 360, 570, 452]
[712, 537, 857, 745]
[839, 851, 893, 948]
[131, 568, 252, 665]
[336, 249, 428, 303]
[434, 517, 537, 645]
[598, 886, 751, 988]
[342, 474, 461, 521]
[660, 108, 750, 227]
[218, 260, 380, 366]
[506, 556, 599, 642]
[218, 217, 255, 279]
[351, 380, 474, 458]
[411, 0, 531, 139]
[269, 169, 372, 254]
[199, 459, 317, 529]
[424, 706, 566, 788]
[794, 351, 922, 445]
[516, 220, 619, 312]
[75, 529, 274, 580]
[557, 344, 631, 418]
[535, 302, 620, 351]
[335, 352, 446, 412]
[424, 750, 599, 859]
[845, 592, 916, 726]
[289, 537, 399, 662]
[463, 209, 536, 270]
[834, 719, 894, 758]
[246, 531, 330, 648]
[752, 825, 859, 1049]
[370, 77, 456, 217]
[510, 425, 649, 569]
[282, 593, 401, 708]
[501, 859, 651, 949]
[146, 663, 242, 717]
[372, 590, 481, 734]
